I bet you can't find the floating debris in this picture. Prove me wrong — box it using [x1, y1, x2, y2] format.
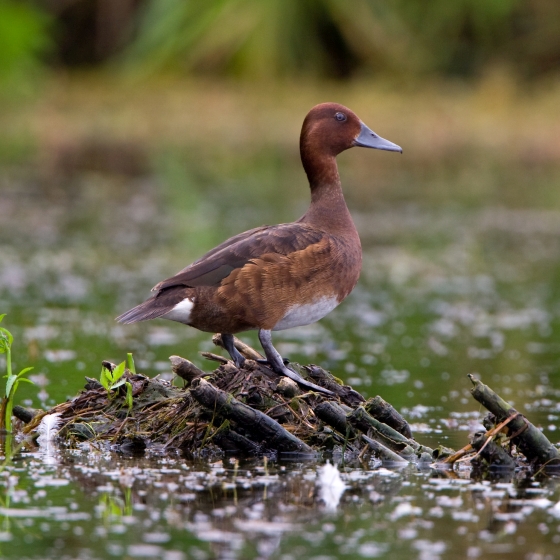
[13, 337, 560, 472]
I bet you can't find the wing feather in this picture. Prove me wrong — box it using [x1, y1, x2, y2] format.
[152, 223, 326, 292]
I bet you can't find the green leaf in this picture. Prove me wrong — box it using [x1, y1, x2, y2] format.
[0, 326, 13, 352]
[15, 377, 33, 386]
[6, 375, 17, 399]
[111, 361, 126, 384]
[99, 366, 111, 390]
[100, 361, 127, 392]
[125, 381, 133, 410]
[110, 378, 126, 390]
[17, 366, 34, 378]
[127, 353, 136, 374]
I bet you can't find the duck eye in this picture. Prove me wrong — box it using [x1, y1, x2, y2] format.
[335, 112, 347, 122]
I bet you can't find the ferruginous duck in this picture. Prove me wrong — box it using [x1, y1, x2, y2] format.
[117, 103, 402, 394]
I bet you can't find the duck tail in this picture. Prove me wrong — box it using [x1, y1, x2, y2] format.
[116, 296, 171, 324]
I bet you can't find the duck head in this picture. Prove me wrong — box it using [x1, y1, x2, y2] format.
[300, 102, 402, 158]
[300, 103, 401, 188]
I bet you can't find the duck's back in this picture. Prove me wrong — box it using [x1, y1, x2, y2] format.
[121, 219, 360, 333]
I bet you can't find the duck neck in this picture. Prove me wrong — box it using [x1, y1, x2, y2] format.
[300, 152, 355, 233]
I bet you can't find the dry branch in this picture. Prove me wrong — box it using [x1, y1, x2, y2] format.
[347, 406, 432, 461]
[469, 374, 560, 467]
[364, 396, 412, 438]
[190, 378, 313, 454]
[304, 365, 365, 407]
[169, 355, 205, 384]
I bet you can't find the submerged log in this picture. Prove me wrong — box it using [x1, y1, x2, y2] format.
[212, 428, 262, 454]
[347, 406, 432, 461]
[471, 432, 516, 469]
[361, 435, 407, 462]
[364, 396, 412, 439]
[469, 374, 560, 467]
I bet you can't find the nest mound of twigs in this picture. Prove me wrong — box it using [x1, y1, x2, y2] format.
[15, 336, 560, 471]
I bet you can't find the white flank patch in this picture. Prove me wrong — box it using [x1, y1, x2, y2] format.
[161, 298, 194, 324]
[273, 296, 339, 331]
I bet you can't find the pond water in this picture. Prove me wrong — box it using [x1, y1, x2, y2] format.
[3, 450, 560, 560]
[2, 142, 560, 559]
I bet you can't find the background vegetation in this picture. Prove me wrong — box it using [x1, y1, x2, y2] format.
[2, 0, 560, 86]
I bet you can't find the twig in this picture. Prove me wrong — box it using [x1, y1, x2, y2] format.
[200, 352, 229, 364]
[444, 413, 520, 464]
[111, 416, 132, 441]
[358, 443, 369, 461]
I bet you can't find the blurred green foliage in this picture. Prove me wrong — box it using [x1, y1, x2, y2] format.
[0, 1, 51, 95]
[394, 0, 522, 75]
[0, 0, 559, 86]
[124, 0, 558, 79]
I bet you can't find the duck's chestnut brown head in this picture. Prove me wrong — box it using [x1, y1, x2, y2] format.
[300, 102, 402, 159]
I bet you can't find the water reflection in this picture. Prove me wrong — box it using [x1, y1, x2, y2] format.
[2, 449, 560, 559]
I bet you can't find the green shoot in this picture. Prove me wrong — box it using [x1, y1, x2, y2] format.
[0, 314, 34, 433]
[124, 381, 133, 411]
[126, 352, 136, 374]
[99, 357, 135, 412]
[100, 361, 126, 393]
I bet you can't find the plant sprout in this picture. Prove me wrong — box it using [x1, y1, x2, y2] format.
[0, 314, 34, 433]
[99, 358, 134, 412]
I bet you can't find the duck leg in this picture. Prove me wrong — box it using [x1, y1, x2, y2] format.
[258, 329, 333, 396]
[221, 333, 246, 368]
[256, 357, 291, 366]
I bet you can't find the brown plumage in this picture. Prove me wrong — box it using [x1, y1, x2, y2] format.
[117, 102, 402, 394]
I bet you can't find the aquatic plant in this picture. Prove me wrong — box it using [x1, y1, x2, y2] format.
[126, 352, 136, 374]
[0, 314, 34, 433]
[99, 359, 134, 411]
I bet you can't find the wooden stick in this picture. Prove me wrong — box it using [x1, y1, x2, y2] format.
[212, 333, 264, 361]
[469, 374, 560, 467]
[169, 355, 205, 384]
[365, 396, 412, 439]
[348, 406, 432, 459]
[190, 378, 313, 454]
[304, 365, 365, 407]
[314, 401, 357, 439]
[443, 413, 520, 464]
[200, 352, 229, 364]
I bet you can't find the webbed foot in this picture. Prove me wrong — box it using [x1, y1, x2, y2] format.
[258, 329, 333, 396]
